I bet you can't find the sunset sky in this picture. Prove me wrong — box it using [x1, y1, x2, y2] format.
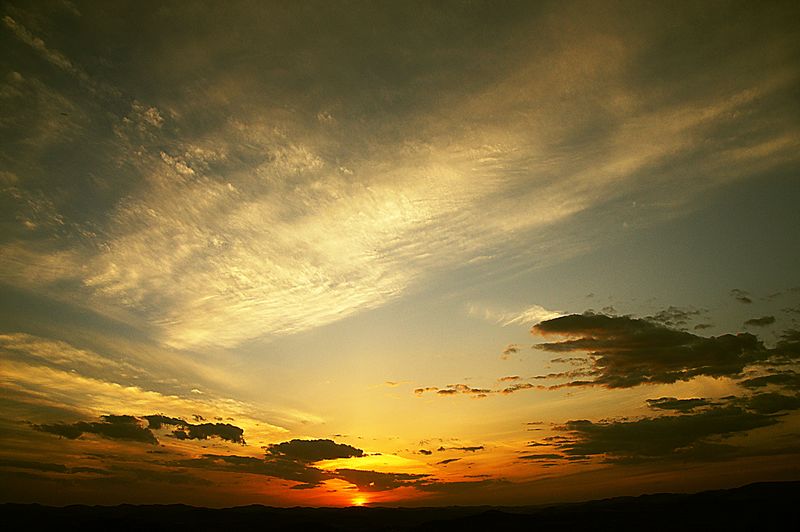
[1, 0, 799, 507]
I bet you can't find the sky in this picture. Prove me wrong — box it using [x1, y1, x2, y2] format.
[1, 0, 799, 508]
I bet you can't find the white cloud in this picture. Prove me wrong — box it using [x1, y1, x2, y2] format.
[469, 304, 564, 327]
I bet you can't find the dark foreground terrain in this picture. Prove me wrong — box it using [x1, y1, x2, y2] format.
[3, 481, 797, 531]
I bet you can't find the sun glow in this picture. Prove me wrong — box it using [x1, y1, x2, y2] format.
[351, 495, 367, 507]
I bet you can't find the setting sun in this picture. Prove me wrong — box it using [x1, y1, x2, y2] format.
[351, 496, 367, 507]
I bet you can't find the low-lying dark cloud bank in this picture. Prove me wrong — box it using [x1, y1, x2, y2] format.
[518, 391, 800, 466]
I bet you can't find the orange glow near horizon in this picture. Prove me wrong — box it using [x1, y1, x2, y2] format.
[351, 495, 367, 507]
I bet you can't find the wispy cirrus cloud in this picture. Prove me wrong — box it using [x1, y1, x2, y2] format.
[0, 357, 287, 444]
[2, 1, 798, 352]
[468, 304, 564, 327]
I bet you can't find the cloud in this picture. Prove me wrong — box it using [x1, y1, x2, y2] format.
[646, 307, 703, 329]
[501, 344, 521, 360]
[731, 289, 753, 304]
[415, 313, 797, 400]
[417, 478, 510, 494]
[773, 330, 800, 360]
[744, 316, 776, 327]
[468, 304, 564, 327]
[436, 458, 461, 465]
[739, 371, 800, 391]
[740, 392, 800, 414]
[553, 405, 779, 463]
[0, 458, 69, 473]
[143, 414, 245, 444]
[435, 384, 492, 398]
[439, 446, 484, 453]
[175, 454, 330, 489]
[143, 414, 187, 430]
[172, 423, 245, 444]
[500, 383, 536, 394]
[502, 305, 564, 326]
[34, 413, 247, 445]
[418, 449, 432, 456]
[171, 438, 428, 492]
[0, 332, 135, 373]
[532, 312, 767, 388]
[333, 468, 429, 492]
[2, 16, 76, 73]
[1, 14, 115, 97]
[265, 439, 364, 462]
[2, 0, 799, 356]
[519, 453, 564, 461]
[646, 397, 713, 412]
[34, 414, 158, 444]
[0, 356, 287, 443]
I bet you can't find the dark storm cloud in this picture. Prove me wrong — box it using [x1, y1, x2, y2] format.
[744, 316, 776, 327]
[532, 313, 767, 388]
[436, 458, 461, 465]
[646, 397, 712, 412]
[553, 405, 778, 463]
[418, 449, 433, 455]
[34, 415, 158, 444]
[265, 439, 364, 462]
[731, 289, 753, 304]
